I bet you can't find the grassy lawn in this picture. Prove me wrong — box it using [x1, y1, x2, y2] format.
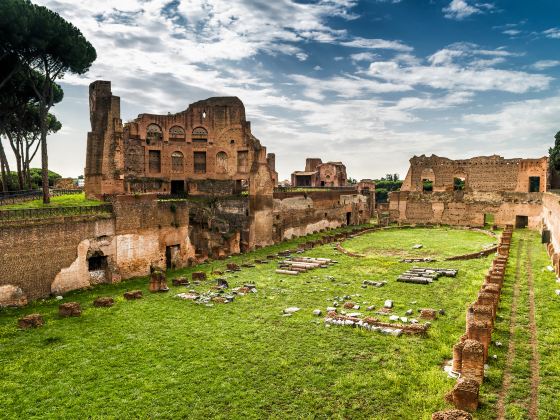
[343, 226, 496, 259]
[1, 227, 555, 419]
[0, 193, 102, 210]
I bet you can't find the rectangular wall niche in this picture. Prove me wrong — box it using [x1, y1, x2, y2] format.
[529, 176, 540, 192]
[149, 150, 161, 173]
[194, 152, 206, 173]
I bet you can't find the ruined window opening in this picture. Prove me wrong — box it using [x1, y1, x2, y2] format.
[88, 254, 107, 271]
[202, 111, 206, 119]
[230, 139, 235, 145]
[237, 150, 249, 173]
[194, 151, 206, 173]
[149, 150, 161, 173]
[216, 151, 228, 174]
[484, 213, 495, 226]
[346, 212, 352, 225]
[192, 127, 208, 144]
[453, 177, 465, 191]
[515, 215, 528, 228]
[146, 123, 162, 142]
[171, 180, 185, 195]
[422, 179, 433, 192]
[166, 244, 180, 269]
[171, 151, 184, 172]
[529, 176, 540, 192]
[169, 126, 185, 141]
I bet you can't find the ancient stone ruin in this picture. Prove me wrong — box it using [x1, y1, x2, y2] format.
[389, 154, 547, 228]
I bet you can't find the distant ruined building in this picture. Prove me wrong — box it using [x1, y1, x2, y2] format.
[291, 158, 347, 187]
[389, 154, 548, 228]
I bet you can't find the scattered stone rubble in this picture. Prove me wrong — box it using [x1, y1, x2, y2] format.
[397, 267, 458, 285]
[176, 280, 256, 305]
[324, 312, 430, 336]
[435, 225, 513, 416]
[400, 257, 436, 263]
[362, 280, 386, 288]
[276, 257, 336, 275]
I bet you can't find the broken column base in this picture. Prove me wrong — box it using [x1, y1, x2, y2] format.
[432, 409, 473, 420]
[445, 378, 479, 412]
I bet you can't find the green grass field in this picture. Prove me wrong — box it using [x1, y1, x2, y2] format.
[0, 193, 102, 210]
[0, 227, 557, 419]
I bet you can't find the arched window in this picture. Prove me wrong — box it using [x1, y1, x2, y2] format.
[192, 127, 208, 144]
[169, 126, 185, 141]
[216, 151, 228, 174]
[171, 151, 184, 172]
[146, 124, 162, 143]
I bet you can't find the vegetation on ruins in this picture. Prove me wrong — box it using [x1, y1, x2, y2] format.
[0, 192, 102, 210]
[0, 0, 96, 202]
[374, 174, 402, 202]
[549, 130, 560, 171]
[3, 226, 556, 418]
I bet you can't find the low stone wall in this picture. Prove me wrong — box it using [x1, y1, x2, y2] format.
[272, 191, 369, 241]
[436, 225, 513, 415]
[0, 194, 195, 305]
[389, 191, 543, 228]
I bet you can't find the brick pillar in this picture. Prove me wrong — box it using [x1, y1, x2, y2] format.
[469, 304, 494, 328]
[461, 339, 485, 383]
[453, 341, 465, 373]
[444, 378, 480, 412]
[466, 320, 492, 361]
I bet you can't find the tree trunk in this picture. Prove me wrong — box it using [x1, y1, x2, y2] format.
[7, 132, 24, 190]
[40, 123, 49, 203]
[38, 104, 50, 203]
[0, 138, 12, 192]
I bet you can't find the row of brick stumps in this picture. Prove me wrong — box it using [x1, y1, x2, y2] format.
[433, 225, 513, 419]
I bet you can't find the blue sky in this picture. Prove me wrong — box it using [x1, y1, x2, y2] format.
[18, 0, 560, 180]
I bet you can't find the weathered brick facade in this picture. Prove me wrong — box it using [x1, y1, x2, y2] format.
[85, 81, 278, 198]
[389, 154, 548, 228]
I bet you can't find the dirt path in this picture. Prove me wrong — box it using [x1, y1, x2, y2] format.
[496, 239, 523, 420]
[526, 242, 540, 419]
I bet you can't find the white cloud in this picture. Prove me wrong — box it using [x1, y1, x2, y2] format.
[350, 52, 378, 62]
[340, 37, 413, 52]
[443, 0, 494, 20]
[543, 28, 560, 39]
[532, 60, 560, 70]
[16, 0, 554, 181]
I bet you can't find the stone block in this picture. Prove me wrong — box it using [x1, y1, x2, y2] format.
[0, 285, 28, 307]
[124, 290, 143, 300]
[192, 272, 207, 281]
[59, 302, 82, 317]
[18, 313, 44, 329]
[420, 308, 438, 320]
[445, 378, 479, 412]
[432, 410, 473, 420]
[93, 297, 114, 307]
